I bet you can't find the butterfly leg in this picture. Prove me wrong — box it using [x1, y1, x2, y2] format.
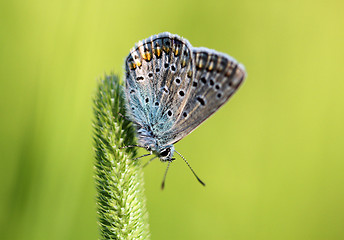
[133, 152, 153, 161]
[120, 145, 146, 149]
[143, 156, 158, 168]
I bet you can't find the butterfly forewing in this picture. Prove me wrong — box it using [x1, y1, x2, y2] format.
[125, 33, 195, 140]
[162, 48, 246, 145]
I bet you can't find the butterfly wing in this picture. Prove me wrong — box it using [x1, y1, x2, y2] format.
[161, 47, 246, 145]
[125, 33, 195, 144]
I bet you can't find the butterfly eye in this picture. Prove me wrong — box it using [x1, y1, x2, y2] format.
[179, 90, 185, 97]
[164, 62, 169, 68]
[159, 147, 171, 157]
[145, 98, 149, 103]
[167, 110, 173, 117]
[154, 102, 159, 106]
[148, 72, 153, 78]
[175, 78, 181, 85]
[215, 84, 221, 90]
[182, 112, 188, 118]
[155, 68, 160, 73]
[216, 93, 222, 99]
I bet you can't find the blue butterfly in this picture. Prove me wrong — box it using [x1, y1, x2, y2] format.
[124, 32, 246, 188]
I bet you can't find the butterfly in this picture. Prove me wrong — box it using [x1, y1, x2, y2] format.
[124, 32, 246, 188]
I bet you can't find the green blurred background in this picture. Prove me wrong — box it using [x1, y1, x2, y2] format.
[1, 0, 344, 239]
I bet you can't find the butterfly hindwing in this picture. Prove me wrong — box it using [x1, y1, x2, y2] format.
[162, 48, 246, 145]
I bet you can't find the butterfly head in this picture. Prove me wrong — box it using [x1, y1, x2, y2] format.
[157, 145, 175, 161]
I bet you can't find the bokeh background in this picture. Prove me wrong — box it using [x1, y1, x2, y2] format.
[1, 0, 344, 239]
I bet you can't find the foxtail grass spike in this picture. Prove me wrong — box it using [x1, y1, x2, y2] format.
[93, 73, 150, 240]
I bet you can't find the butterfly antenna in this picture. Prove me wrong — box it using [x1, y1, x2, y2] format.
[175, 150, 206, 187]
[161, 161, 172, 190]
[143, 156, 158, 168]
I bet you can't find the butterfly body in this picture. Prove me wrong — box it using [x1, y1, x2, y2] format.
[124, 32, 246, 162]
